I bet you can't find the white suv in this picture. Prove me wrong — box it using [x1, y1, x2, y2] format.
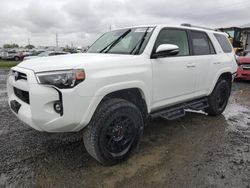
[7, 24, 237, 165]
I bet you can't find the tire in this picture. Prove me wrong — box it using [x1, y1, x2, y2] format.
[205, 79, 231, 116]
[14, 56, 20, 61]
[83, 98, 144, 165]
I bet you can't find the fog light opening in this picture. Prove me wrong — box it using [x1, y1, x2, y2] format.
[54, 101, 63, 114]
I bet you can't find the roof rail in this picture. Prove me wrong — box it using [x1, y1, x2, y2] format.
[181, 23, 215, 31]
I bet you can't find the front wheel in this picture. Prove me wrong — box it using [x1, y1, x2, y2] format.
[205, 79, 231, 116]
[83, 98, 144, 165]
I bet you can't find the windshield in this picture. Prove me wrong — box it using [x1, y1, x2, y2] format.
[87, 27, 154, 55]
[226, 30, 235, 38]
[224, 29, 241, 41]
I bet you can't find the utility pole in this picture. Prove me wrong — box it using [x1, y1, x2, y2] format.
[28, 38, 30, 46]
[109, 25, 112, 31]
[56, 33, 58, 48]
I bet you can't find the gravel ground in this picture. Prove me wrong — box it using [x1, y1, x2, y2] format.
[0, 69, 250, 188]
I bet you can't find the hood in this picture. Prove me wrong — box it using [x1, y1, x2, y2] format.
[17, 53, 137, 72]
[238, 56, 250, 64]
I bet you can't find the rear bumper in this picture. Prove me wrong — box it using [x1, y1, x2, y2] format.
[7, 67, 93, 132]
[236, 69, 250, 80]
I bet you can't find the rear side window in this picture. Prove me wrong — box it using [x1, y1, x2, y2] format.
[214, 33, 233, 53]
[190, 31, 215, 55]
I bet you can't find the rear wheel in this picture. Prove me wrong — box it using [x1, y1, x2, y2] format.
[205, 79, 231, 116]
[83, 98, 144, 165]
[14, 56, 20, 61]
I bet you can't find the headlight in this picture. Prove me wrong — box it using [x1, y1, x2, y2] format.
[36, 69, 85, 89]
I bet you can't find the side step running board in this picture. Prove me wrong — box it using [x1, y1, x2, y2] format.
[188, 98, 209, 111]
[150, 97, 208, 121]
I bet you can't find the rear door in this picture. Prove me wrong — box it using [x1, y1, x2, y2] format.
[189, 31, 217, 96]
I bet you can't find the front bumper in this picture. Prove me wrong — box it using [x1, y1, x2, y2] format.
[236, 69, 250, 80]
[7, 66, 92, 132]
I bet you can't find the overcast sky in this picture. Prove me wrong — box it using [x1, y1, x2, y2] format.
[1, 0, 250, 47]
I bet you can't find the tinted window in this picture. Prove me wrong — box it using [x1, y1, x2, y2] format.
[155, 29, 189, 56]
[191, 31, 212, 55]
[214, 33, 233, 53]
[209, 40, 216, 54]
[55, 52, 66, 55]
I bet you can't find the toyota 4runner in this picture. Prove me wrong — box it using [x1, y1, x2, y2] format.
[7, 24, 238, 165]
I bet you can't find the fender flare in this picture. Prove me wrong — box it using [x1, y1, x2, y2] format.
[208, 67, 233, 95]
[78, 81, 151, 129]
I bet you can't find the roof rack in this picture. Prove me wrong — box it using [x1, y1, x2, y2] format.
[181, 23, 215, 31]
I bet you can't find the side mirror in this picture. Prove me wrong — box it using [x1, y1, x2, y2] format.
[152, 44, 179, 58]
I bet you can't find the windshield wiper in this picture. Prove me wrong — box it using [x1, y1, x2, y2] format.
[99, 29, 131, 53]
[130, 27, 150, 55]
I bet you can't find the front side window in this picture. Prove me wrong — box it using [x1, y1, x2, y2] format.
[154, 29, 190, 56]
[87, 27, 154, 55]
[190, 31, 213, 55]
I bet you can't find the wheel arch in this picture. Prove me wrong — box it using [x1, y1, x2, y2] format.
[103, 88, 149, 124]
[209, 70, 233, 95]
[76, 83, 151, 131]
[218, 72, 232, 83]
[14, 56, 20, 60]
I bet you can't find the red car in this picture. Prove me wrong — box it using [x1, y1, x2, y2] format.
[236, 53, 250, 80]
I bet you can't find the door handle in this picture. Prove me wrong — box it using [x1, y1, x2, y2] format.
[213, 62, 221, 65]
[186, 63, 196, 68]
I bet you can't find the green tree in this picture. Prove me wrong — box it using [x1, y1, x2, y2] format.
[25, 44, 35, 49]
[3, 43, 19, 49]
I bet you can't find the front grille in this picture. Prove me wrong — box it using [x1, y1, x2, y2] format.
[12, 70, 27, 81]
[242, 64, 250, 70]
[14, 87, 30, 104]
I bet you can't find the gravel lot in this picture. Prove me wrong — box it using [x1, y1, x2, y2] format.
[0, 68, 250, 188]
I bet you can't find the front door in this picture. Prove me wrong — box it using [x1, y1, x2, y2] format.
[151, 29, 196, 109]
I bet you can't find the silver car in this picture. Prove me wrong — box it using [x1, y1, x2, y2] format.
[24, 51, 69, 60]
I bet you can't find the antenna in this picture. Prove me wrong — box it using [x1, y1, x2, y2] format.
[56, 33, 58, 48]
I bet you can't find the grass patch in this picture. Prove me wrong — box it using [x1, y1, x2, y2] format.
[0, 60, 20, 68]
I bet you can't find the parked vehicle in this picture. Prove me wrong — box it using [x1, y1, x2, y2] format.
[23, 51, 69, 60]
[1, 51, 23, 61]
[22, 50, 45, 60]
[236, 52, 250, 80]
[217, 27, 243, 55]
[7, 24, 237, 165]
[217, 26, 250, 56]
[0, 51, 3, 60]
